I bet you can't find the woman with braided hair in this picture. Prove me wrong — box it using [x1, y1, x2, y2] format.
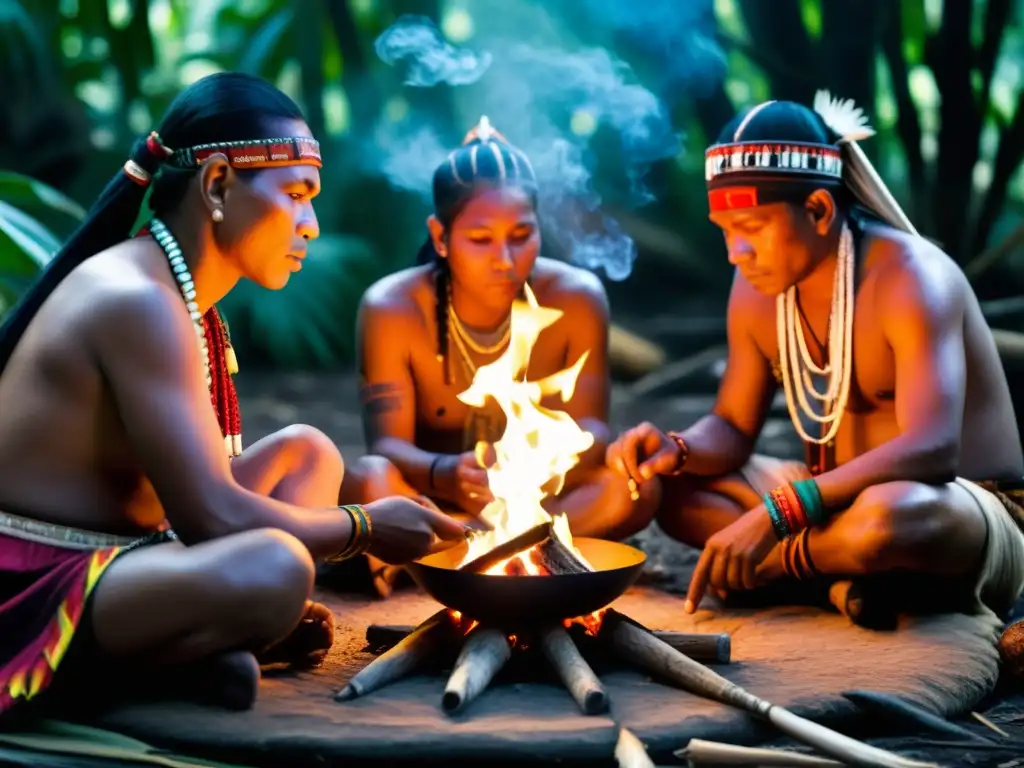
[0, 71, 465, 719]
[343, 117, 659, 597]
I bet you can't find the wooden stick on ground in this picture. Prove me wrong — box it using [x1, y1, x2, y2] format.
[675, 739, 844, 766]
[442, 626, 512, 714]
[614, 728, 657, 768]
[654, 631, 730, 664]
[538, 625, 608, 715]
[842, 691, 995, 744]
[368, 624, 732, 664]
[458, 522, 553, 573]
[600, 610, 938, 768]
[335, 609, 453, 702]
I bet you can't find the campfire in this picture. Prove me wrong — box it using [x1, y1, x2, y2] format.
[334, 288, 936, 768]
[337, 285, 673, 714]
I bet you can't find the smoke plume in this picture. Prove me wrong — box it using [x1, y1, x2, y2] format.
[367, 2, 724, 282]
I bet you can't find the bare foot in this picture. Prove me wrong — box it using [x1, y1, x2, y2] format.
[257, 601, 335, 666]
[367, 554, 407, 599]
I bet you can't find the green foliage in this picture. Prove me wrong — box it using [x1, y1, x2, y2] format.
[0, 171, 83, 316]
[0, 719, 256, 768]
[218, 233, 383, 371]
[2, 0, 1024, 364]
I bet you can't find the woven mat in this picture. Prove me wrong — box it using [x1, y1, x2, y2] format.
[78, 586, 1003, 765]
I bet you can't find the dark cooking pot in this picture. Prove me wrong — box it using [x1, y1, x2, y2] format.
[405, 538, 646, 629]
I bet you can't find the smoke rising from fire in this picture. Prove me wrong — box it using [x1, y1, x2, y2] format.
[367, 2, 724, 282]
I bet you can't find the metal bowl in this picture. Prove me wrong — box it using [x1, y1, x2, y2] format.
[405, 538, 646, 629]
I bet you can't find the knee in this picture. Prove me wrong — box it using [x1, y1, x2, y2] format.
[845, 482, 951, 567]
[214, 528, 316, 640]
[277, 424, 344, 485]
[614, 470, 660, 537]
[583, 467, 660, 540]
[353, 455, 409, 501]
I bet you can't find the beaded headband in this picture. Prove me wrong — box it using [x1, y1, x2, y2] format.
[704, 92, 874, 213]
[123, 131, 322, 187]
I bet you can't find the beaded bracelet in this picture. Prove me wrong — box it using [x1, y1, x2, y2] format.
[324, 504, 373, 563]
[762, 478, 827, 541]
[664, 431, 690, 476]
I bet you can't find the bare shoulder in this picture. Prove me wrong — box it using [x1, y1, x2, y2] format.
[56, 239, 187, 348]
[530, 258, 609, 320]
[866, 224, 968, 319]
[359, 265, 433, 326]
[80, 254, 198, 359]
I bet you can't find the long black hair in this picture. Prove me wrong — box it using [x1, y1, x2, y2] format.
[417, 120, 538, 381]
[0, 72, 305, 375]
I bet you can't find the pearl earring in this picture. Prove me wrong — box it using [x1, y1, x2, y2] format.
[212, 209, 224, 223]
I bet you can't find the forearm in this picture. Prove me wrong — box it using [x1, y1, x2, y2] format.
[372, 436, 455, 500]
[812, 433, 957, 511]
[677, 412, 756, 477]
[175, 483, 355, 561]
[577, 417, 610, 470]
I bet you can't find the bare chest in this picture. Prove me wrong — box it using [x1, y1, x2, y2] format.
[754, 293, 895, 412]
[408, 329, 569, 451]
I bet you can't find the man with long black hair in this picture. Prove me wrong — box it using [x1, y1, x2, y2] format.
[0, 72, 464, 717]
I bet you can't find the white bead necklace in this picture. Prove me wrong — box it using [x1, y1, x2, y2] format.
[149, 218, 242, 457]
[776, 222, 855, 446]
[149, 218, 212, 390]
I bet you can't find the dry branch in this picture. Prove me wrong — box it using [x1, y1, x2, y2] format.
[369, 624, 731, 664]
[531, 534, 593, 575]
[442, 626, 512, 714]
[675, 739, 843, 766]
[335, 609, 453, 701]
[458, 522, 553, 574]
[601, 610, 937, 768]
[539, 625, 608, 715]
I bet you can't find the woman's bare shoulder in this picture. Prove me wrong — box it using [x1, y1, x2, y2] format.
[529, 258, 609, 315]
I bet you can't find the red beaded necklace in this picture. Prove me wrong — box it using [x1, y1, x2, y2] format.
[141, 221, 243, 456]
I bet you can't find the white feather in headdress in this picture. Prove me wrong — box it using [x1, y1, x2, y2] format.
[813, 90, 876, 143]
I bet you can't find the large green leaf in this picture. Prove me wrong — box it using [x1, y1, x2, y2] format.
[0, 719, 255, 768]
[237, 8, 295, 78]
[218, 234, 382, 370]
[0, 199, 60, 275]
[0, 170, 86, 223]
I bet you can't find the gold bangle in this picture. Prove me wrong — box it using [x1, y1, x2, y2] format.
[324, 505, 371, 563]
[347, 504, 373, 557]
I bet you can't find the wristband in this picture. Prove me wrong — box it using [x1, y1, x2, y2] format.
[664, 431, 689, 476]
[324, 504, 373, 563]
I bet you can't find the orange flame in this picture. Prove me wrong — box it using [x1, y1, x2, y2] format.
[456, 284, 595, 574]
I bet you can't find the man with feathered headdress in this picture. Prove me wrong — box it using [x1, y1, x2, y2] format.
[608, 92, 1024, 628]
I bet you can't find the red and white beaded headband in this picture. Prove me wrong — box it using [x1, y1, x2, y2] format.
[703, 91, 878, 213]
[123, 131, 322, 187]
[704, 142, 844, 184]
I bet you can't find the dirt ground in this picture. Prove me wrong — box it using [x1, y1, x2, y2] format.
[236, 370, 1024, 766]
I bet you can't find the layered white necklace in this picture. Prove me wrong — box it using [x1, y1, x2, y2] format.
[776, 222, 855, 445]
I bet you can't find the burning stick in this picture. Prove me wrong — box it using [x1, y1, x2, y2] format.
[459, 521, 553, 573]
[531, 533, 594, 575]
[539, 625, 609, 715]
[442, 626, 512, 714]
[366, 624, 731, 664]
[600, 610, 938, 768]
[335, 609, 454, 702]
